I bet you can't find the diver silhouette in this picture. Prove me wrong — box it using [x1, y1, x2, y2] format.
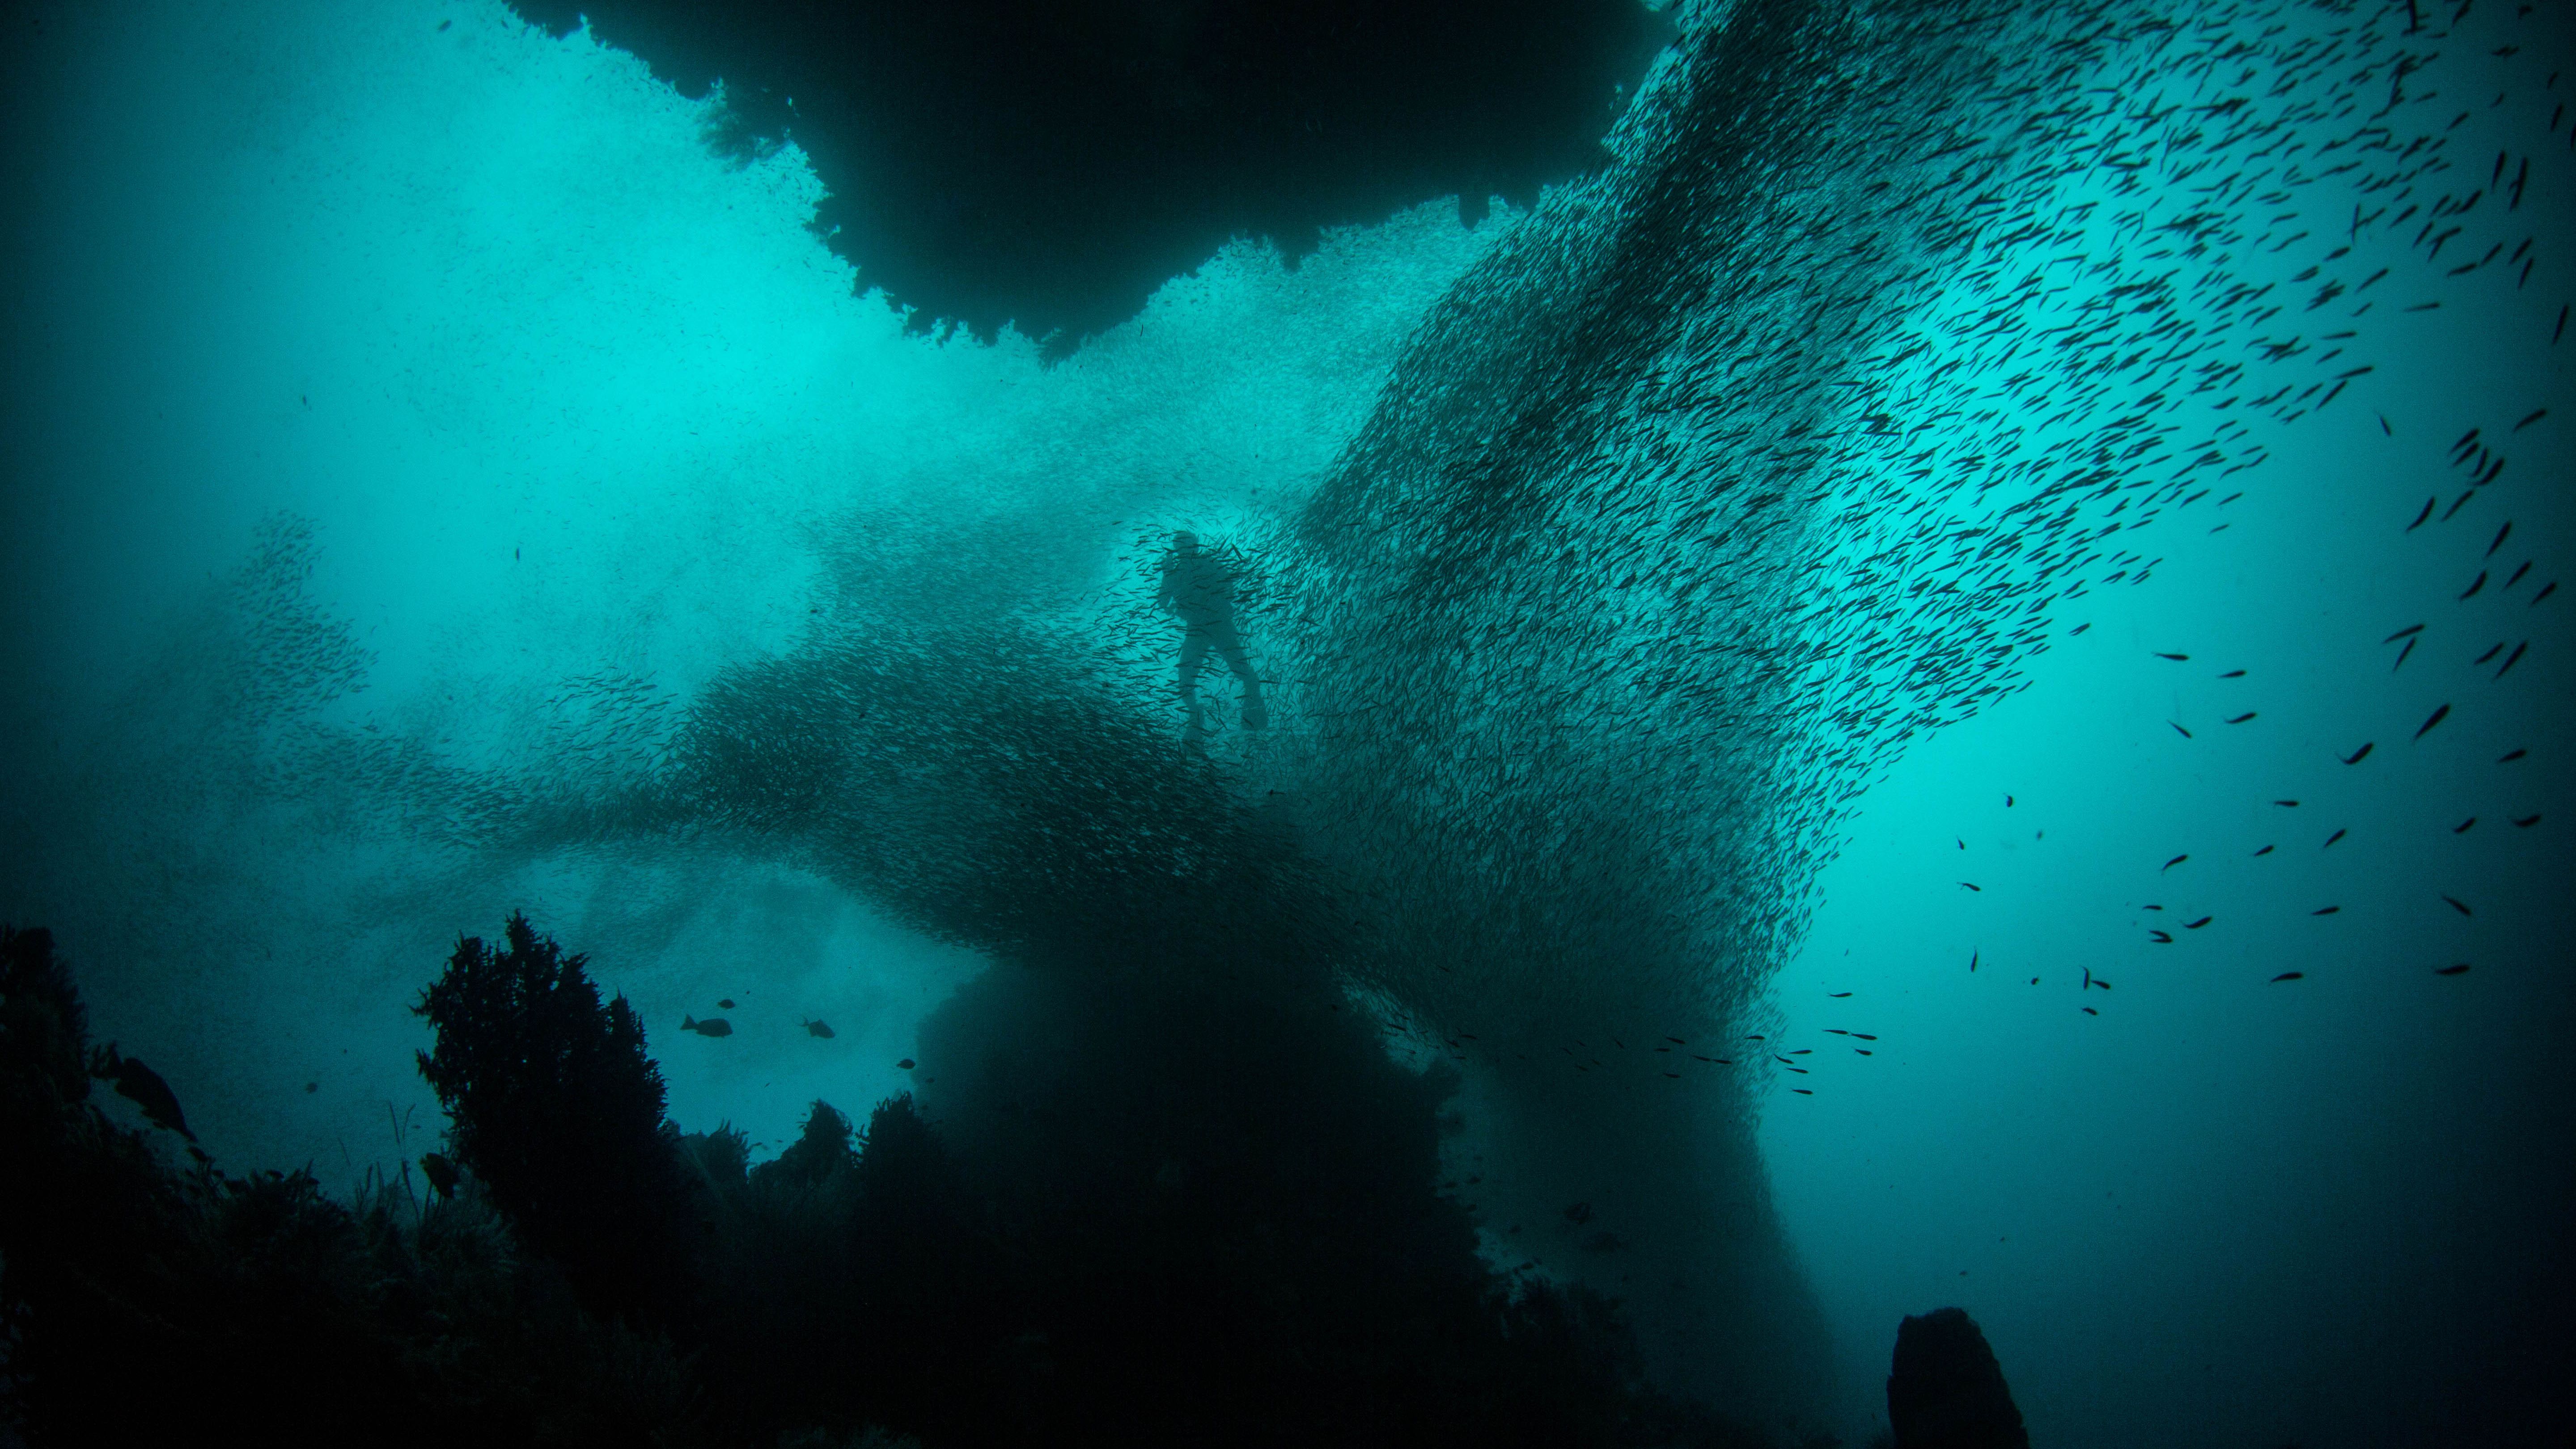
[1155, 531, 1266, 737]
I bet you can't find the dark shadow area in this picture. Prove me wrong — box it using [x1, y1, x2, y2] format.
[1885, 1309, 2026, 1449]
[501, 0, 1673, 354]
[1, 916, 1797, 1448]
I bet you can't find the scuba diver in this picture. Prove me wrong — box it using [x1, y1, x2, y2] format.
[1155, 531, 1267, 738]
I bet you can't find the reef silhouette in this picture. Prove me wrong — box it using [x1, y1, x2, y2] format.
[1, 917, 1795, 1448]
[501, 0, 1671, 354]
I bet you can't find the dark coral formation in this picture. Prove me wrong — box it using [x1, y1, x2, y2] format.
[502, 0, 1670, 352]
[3, 918, 1789, 1448]
[1886, 1307, 2027, 1449]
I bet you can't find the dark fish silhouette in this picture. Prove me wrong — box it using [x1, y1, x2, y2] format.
[2253, 845, 2275, 856]
[2512, 814, 2542, 827]
[897, 1058, 916, 1070]
[2082, 1007, 2099, 1016]
[2506, 561, 2531, 588]
[1968, 950, 1979, 972]
[2534, 581, 2557, 606]
[2082, 967, 2092, 989]
[2460, 572, 2487, 600]
[717, 998, 736, 1010]
[2514, 408, 2546, 430]
[2312, 906, 2340, 915]
[2271, 971, 2304, 982]
[2394, 637, 2417, 669]
[2163, 854, 2188, 871]
[2474, 643, 2504, 665]
[802, 1018, 836, 1038]
[1960, 881, 1982, 892]
[2185, 916, 2212, 929]
[2487, 522, 2512, 557]
[2225, 712, 2256, 724]
[1662, 1072, 1682, 1079]
[1855, 1049, 1873, 1055]
[2441, 894, 2471, 916]
[2342, 742, 2374, 764]
[98, 1050, 193, 1141]
[1791, 1088, 1814, 1095]
[2383, 624, 2426, 643]
[2070, 623, 2091, 636]
[2155, 652, 2188, 661]
[2407, 497, 2436, 530]
[2275, 800, 2300, 808]
[2148, 930, 2173, 943]
[2452, 817, 2477, 834]
[2218, 669, 2246, 678]
[681, 1015, 732, 1037]
[2499, 748, 2526, 763]
[2496, 641, 2526, 678]
[2171, 721, 2194, 739]
[2434, 964, 2471, 976]
[2324, 829, 2347, 848]
[1827, 991, 1852, 998]
[2414, 704, 2450, 740]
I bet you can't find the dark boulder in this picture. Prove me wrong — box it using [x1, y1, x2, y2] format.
[1887, 1307, 2028, 1449]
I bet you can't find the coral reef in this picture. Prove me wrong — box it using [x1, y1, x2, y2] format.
[3, 918, 1802, 1448]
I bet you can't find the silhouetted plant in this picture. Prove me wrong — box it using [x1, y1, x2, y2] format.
[413, 911, 704, 1328]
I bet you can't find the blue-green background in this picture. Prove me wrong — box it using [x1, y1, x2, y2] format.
[3, 2, 2568, 1444]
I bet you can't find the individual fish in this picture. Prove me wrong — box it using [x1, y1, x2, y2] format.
[2225, 712, 2256, 724]
[2460, 572, 2487, 600]
[2312, 906, 2340, 915]
[1824, 1029, 1849, 1035]
[1852, 1034, 1878, 1041]
[2155, 652, 2189, 661]
[2148, 929, 2174, 943]
[2253, 845, 2275, 856]
[681, 1015, 733, 1037]
[2275, 800, 2300, 808]
[2453, 818, 2475, 834]
[2171, 721, 2194, 739]
[2434, 964, 2471, 976]
[2499, 748, 2527, 763]
[2083, 967, 2092, 989]
[2506, 561, 2531, 589]
[2082, 1007, 2099, 1016]
[1960, 881, 1982, 892]
[1662, 1072, 1682, 1079]
[718, 998, 737, 1010]
[1855, 1049, 1873, 1056]
[2406, 497, 2435, 531]
[2218, 669, 2246, 678]
[2394, 637, 2417, 669]
[1968, 950, 1979, 972]
[2512, 814, 2542, 827]
[2070, 623, 2091, 636]
[2324, 829, 2346, 848]
[98, 1049, 193, 1141]
[2496, 641, 2526, 678]
[2513, 409, 2546, 431]
[2414, 704, 2451, 740]
[2383, 624, 2427, 643]
[2440, 894, 2471, 916]
[802, 1018, 836, 1038]
[2474, 643, 2504, 665]
[2005, 795, 2015, 807]
[2486, 522, 2512, 558]
[2185, 916, 2213, 929]
[2342, 742, 2373, 764]
[1791, 1088, 1814, 1095]
[2270, 971, 2305, 982]
[897, 1058, 916, 1070]
[1827, 991, 1853, 998]
[2534, 581, 2557, 606]
[2163, 854, 2188, 871]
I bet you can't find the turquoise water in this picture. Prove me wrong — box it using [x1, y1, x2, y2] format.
[2, 1, 2567, 1443]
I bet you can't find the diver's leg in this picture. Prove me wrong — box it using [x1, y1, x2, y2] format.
[1208, 620, 1265, 728]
